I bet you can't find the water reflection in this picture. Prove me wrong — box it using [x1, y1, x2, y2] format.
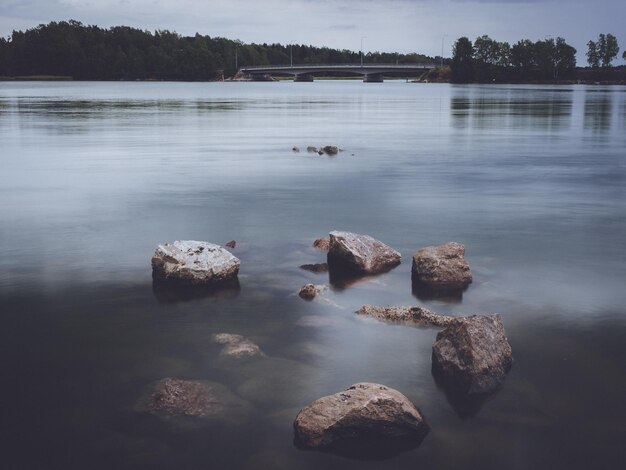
[151, 278, 241, 304]
[412, 280, 465, 304]
[294, 431, 429, 461]
[583, 90, 613, 132]
[451, 86, 573, 131]
[431, 365, 497, 418]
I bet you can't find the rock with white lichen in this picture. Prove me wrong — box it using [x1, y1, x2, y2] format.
[151, 240, 240, 285]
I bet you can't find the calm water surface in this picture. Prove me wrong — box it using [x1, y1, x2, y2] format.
[1, 81, 625, 469]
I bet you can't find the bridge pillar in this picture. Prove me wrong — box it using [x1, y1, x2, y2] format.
[294, 73, 314, 82]
[363, 73, 383, 83]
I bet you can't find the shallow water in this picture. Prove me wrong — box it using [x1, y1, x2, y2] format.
[1, 81, 625, 469]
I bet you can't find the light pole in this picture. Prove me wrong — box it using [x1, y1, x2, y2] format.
[234, 40, 242, 72]
[289, 40, 296, 68]
[441, 34, 448, 67]
[360, 36, 367, 67]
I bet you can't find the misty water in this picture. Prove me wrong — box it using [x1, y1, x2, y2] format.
[1, 81, 625, 469]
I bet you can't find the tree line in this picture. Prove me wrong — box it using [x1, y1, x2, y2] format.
[451, 34, 623, 83]
[451, 35, 578, 83]
[0, 20, 435, 80]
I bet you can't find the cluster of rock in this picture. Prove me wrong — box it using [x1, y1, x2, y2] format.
[149, 231, 512, 457]
[292, 145, 340, 155]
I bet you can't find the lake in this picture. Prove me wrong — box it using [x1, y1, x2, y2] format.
[0, 80, 625, 469]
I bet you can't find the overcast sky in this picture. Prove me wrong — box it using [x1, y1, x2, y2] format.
[0, 0, 624, 62]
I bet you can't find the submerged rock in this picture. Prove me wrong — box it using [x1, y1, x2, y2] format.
[312, 237, 330, 251]
[299, 262, 329, 273]
[149, 378, 220, 417]
[292, 146, 301, 152]
[151, 240, 240, 286]
[412, 242, 472, 289]
[307, 146, 318, 153]
[328, 231, 401, 275]
[432, 314, 513, 395]
[138, 377, 252, 426]
[225, 240, 237, 249]
[356, 305, 454, 327]
[294, 383, 428, 451]
[212, 333, 265, 359]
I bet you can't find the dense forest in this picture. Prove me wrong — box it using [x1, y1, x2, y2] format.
[0, 20, 436, 80]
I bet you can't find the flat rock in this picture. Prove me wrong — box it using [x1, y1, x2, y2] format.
[412, 242, 472, 289]
[212, 333, 265, 359]
[356, 305, 454, 327]
[294, 383, 428, 450]
[432, 314, 513, 395]
[328, 231, 401, 275]
[152, 240, 240, 285]
[299, 262, 328, 273]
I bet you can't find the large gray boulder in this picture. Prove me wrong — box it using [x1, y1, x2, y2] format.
[412, 242, 472, 289]
[328, 231, 401, 275]
[294, 383, 428, 449]
[432, 315, 513, 394]
[151, 240, 240, 285]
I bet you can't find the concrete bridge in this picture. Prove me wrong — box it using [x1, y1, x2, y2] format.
[239, 64, 437, 82]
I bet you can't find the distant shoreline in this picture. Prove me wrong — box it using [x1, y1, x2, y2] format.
[2, 76, 626, 85]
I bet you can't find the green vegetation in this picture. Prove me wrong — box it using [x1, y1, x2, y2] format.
[587, 34, 620, 68]
[0, 20, 435, 80]
[450, 35, 577, 83]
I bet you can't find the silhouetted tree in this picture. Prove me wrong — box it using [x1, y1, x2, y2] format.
[588, 34, 620, 68]
[451, 37, 474, 83]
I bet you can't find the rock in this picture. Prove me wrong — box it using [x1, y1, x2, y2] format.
[138, 377, 252, 426]
[321, 145, 338, 155]
[317, 150, 324, 155]
[299, 262, 328, 273]
[312, 237, 330, 251]
[292, 146, 300, 152]
[298, 283, 320, 300]
[152, 240, 240, 286]
[356, 305, 454, 327]
[412, 242, 472, 289]
[212, 333, 265, 359]
[225, 240, 237, 249]
[294, 383, 428, 450]
[432, 314, 513, 395]
[149, 378, 222, 417]
[307, 146, 318, 153]
[328, 231, 401, 275]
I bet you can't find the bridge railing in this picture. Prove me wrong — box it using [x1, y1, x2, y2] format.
[241, 63, 437, 71]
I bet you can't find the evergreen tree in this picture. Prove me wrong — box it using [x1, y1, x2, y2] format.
[451, 37, 474, 83]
